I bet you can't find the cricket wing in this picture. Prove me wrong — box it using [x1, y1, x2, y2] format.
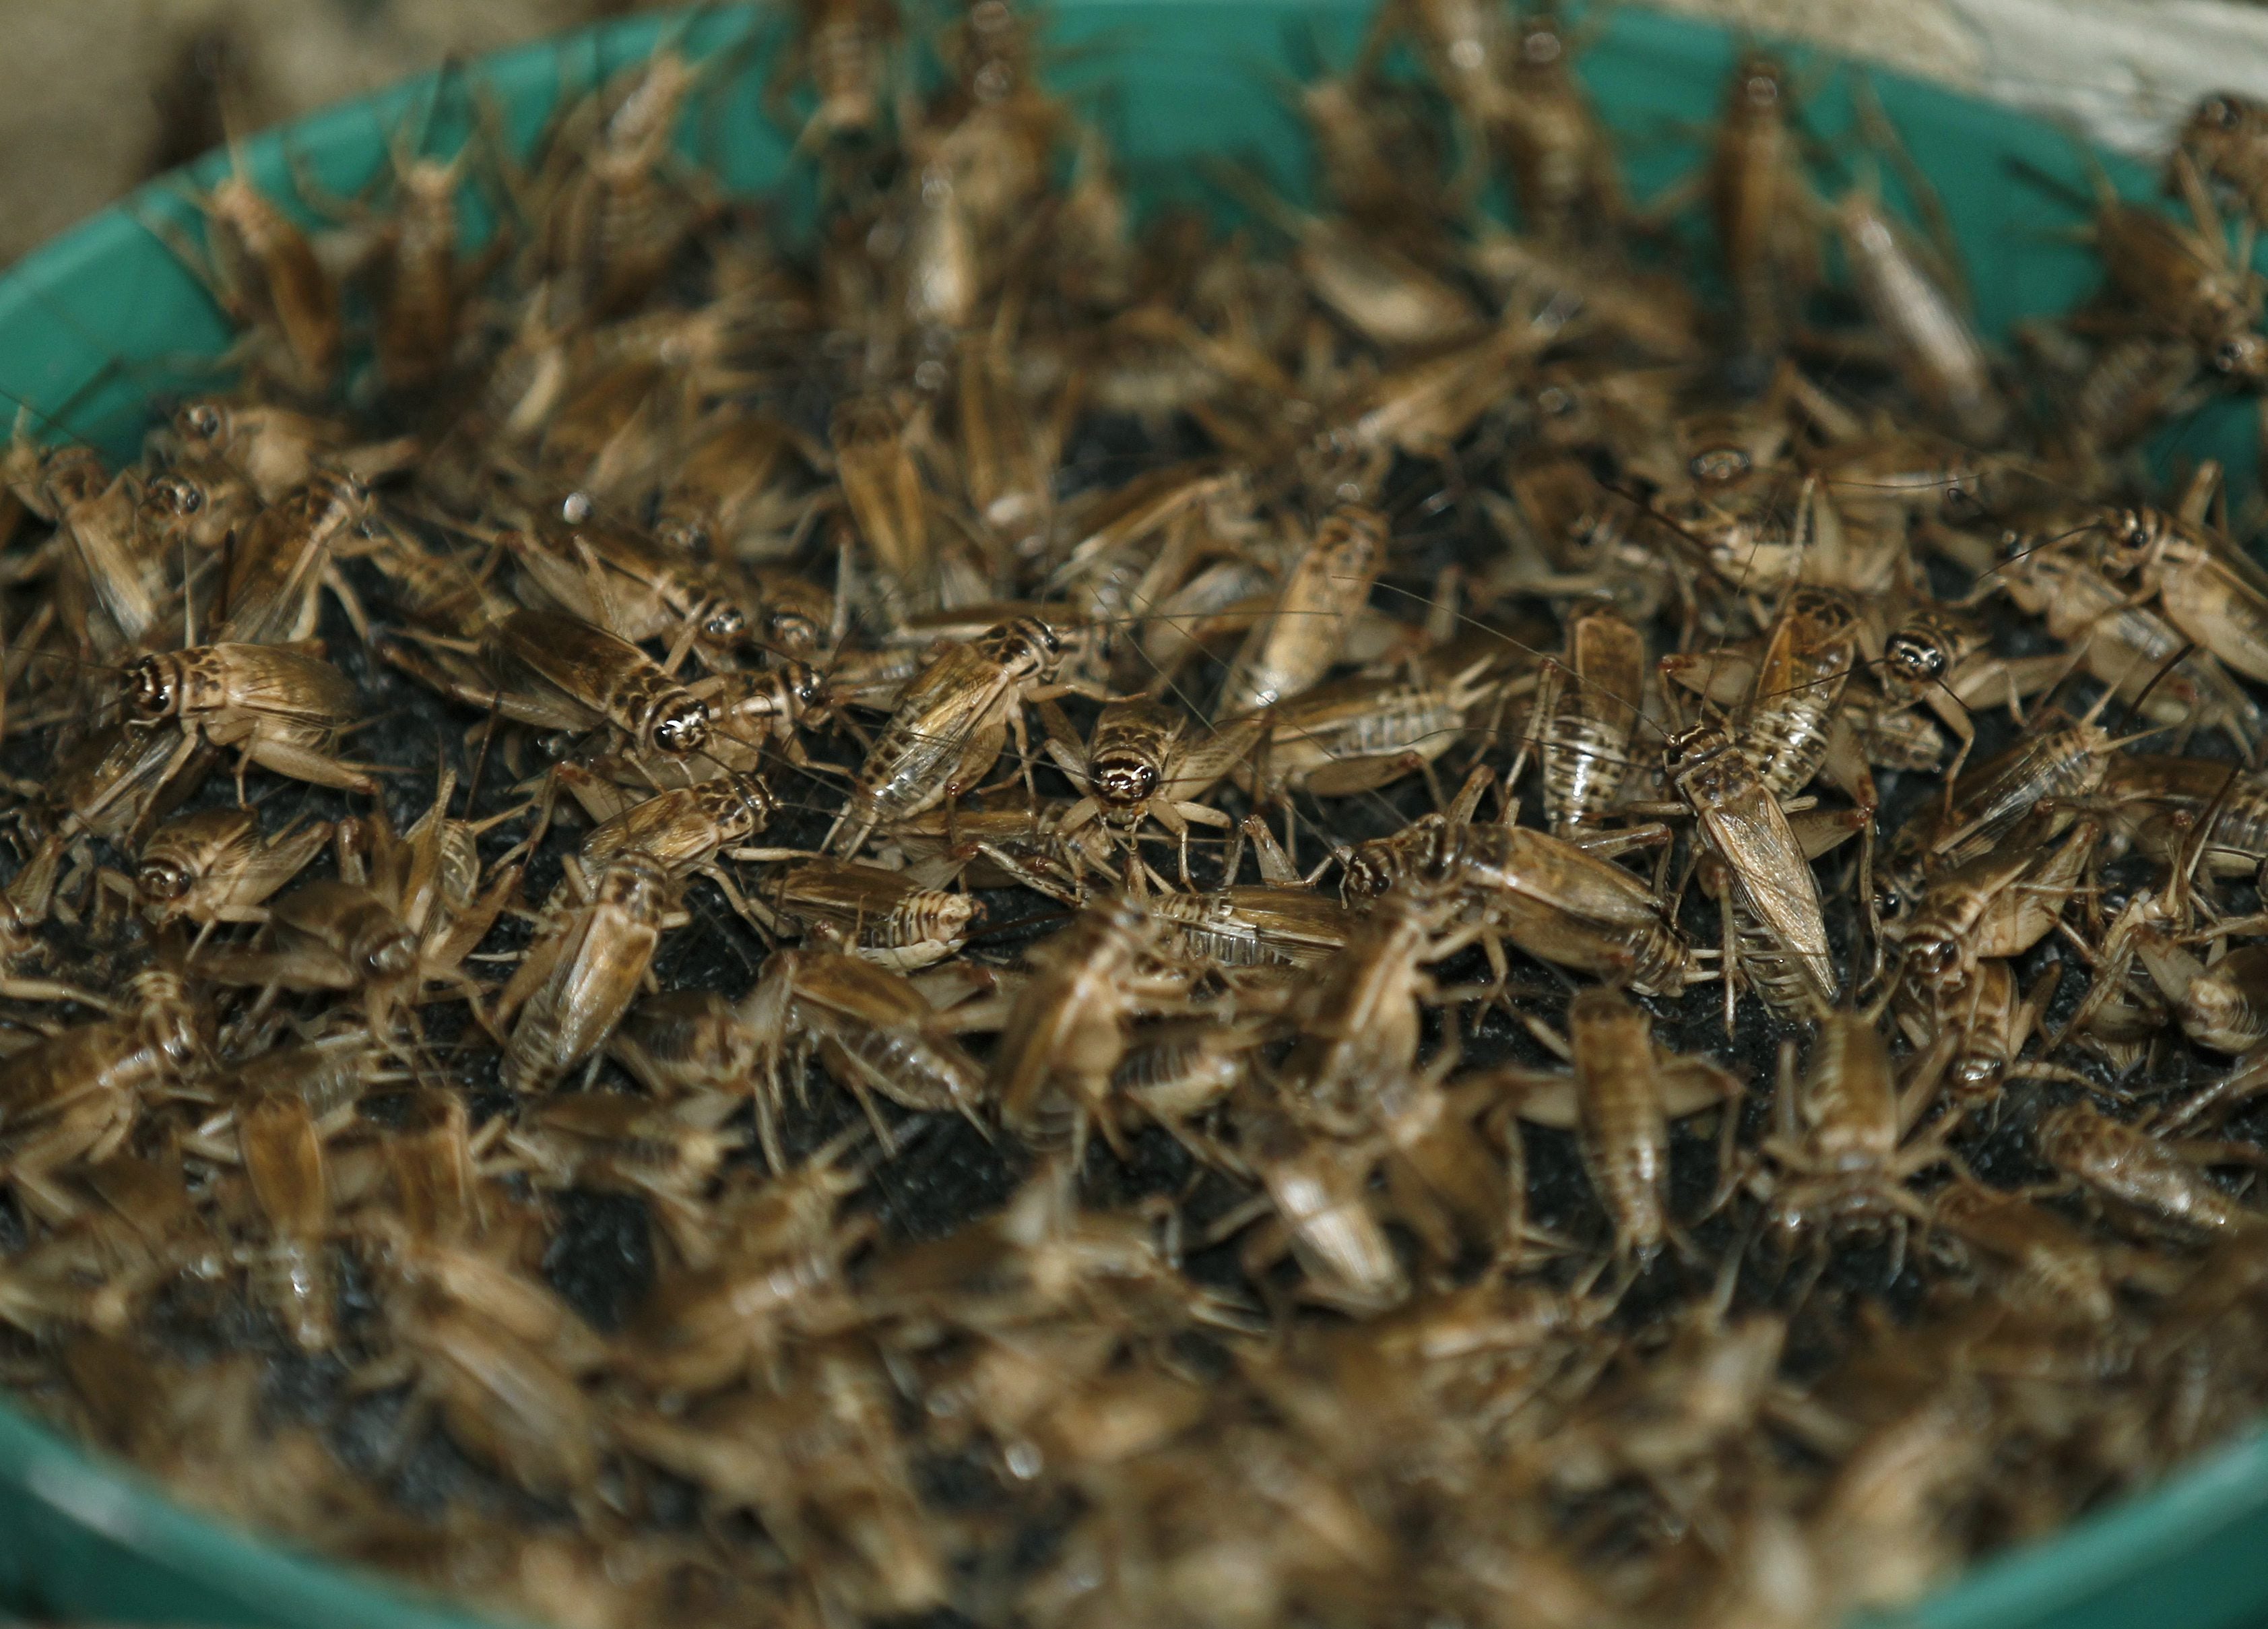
[1704, 798, 1836, 1001]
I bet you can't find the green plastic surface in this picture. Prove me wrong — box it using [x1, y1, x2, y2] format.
[0, 5, 2257, 1626]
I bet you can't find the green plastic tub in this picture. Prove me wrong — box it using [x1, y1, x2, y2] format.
[0, 5, 2261, 1626]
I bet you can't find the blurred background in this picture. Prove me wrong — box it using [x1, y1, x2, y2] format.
[0, 0, 635, 265]
[0, 0, 2263, 267]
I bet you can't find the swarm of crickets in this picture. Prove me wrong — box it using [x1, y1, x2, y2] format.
[11, 3, 2268, 1625]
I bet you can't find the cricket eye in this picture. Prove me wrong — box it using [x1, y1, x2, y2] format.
[137, 861, 191, 902]
[127, 660, 172, 719]
[653, 701, 710, 755]
[1099, 761, 1157, 803]
[1887, 635, 1945, 680]
[1689, 445, 1750, 484]
[364, 932, 418, 981]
